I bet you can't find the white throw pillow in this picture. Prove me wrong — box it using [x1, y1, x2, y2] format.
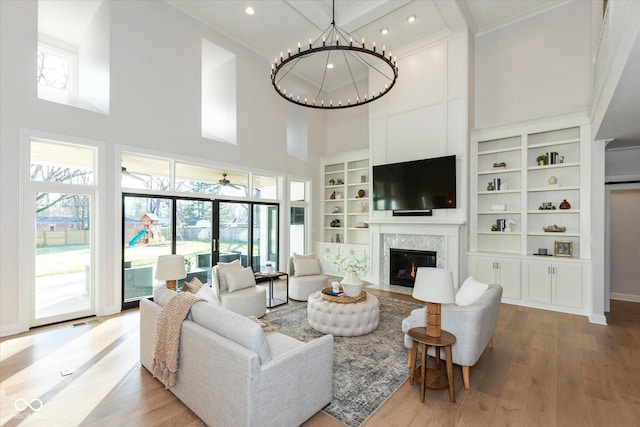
[293, 252, 316, 260]
[226, 267, 257, 292]
[217, 259, 242, 291]
[196, 284, 220, 306]
[455, 277, 489, 306]
[293, 258, 321, 276]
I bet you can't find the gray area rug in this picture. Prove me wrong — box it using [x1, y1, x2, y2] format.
[263, 295, 422, 427]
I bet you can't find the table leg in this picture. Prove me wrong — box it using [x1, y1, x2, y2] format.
[444, 345, 455, 402]
[409, 341, 418, 385]
[420, 344, 427, 403]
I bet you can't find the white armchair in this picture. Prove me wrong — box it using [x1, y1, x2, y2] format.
[401, 284, 503, 389]
[288, 254, 329, 301]
[212, 261, 266, 318]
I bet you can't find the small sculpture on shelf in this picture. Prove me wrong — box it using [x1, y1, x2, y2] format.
[336, 178, 344, 185]
[548, 175, 558, 185]
[543, 224, 566, 232]
[506, 219, 516, 232]
[330, 219, 341, 228]
[493, 162, 507, 169]
[559, 199, 571, 209]
[487, 181, 495, 191]
[329, 191, 336, 200]
[539, 202, 556, 210]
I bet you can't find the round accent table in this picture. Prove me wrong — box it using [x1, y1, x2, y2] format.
[408, 327, 456, 403]
[307, 291, 379, 336]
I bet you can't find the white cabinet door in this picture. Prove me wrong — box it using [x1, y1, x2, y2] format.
[473, 257, 497, 285]
[315, 243, 340, 274]
[525, 261, 552, 303]
[552, 263, 582, 308]
[496, 259, 521, 299]
[470, 256, 521, 300]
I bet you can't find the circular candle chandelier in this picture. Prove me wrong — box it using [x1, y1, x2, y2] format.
[270, 0, 398, 109]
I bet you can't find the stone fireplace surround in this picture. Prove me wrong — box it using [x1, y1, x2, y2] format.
[367, 218, 466, 292]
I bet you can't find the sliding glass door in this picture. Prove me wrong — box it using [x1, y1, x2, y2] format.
[122, 195, 214, 309]
[176, 199, 214, 284]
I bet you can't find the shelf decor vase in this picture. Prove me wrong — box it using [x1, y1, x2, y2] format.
[559, 199, 571, 209]
[341, 271, 363, 297]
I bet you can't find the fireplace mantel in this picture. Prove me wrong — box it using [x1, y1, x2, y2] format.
[367, 218, 467, 289]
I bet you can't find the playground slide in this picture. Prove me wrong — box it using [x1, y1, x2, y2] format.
[128, 230, 147, 246]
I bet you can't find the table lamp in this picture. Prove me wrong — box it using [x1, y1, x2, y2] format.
[155, 254, 186, 291]
[412, 267, 455, 338]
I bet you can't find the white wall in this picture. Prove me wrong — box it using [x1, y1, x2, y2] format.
[368, 32, 469, 223]
[474, 1, 592, 129]
[0, 0, 326, 335]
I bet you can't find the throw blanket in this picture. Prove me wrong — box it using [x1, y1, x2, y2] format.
[152, 292, 204, 388]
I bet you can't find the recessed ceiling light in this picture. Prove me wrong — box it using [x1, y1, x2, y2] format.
[327, 63, 334, 69]
[407, 15, 416, 23]
[380, 28, 389, 35]
[245, 6, 255, 15]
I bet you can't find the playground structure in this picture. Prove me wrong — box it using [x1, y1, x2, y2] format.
[128, 213, 161, 246]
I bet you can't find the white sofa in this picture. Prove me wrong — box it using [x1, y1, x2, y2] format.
[401, 284, 503, 389]
[140, 287, 333, 427]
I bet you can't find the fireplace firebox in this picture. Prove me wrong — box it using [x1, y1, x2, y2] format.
[389, 248, 437, 287]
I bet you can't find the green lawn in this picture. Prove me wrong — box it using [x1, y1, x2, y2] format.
[36, 241, 248, 276]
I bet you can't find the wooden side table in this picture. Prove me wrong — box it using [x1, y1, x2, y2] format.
[408, 327, 456, 403]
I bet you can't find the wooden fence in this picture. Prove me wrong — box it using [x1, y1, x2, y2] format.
[37, 230, 90, 246]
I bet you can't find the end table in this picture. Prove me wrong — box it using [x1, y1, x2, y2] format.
[408, 327, 456, 403]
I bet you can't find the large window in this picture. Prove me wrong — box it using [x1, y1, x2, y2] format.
[290, 179, 309, 255]
[120, 152, 283, 306]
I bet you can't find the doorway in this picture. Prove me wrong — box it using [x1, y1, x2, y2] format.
[608, 186, 640, 303]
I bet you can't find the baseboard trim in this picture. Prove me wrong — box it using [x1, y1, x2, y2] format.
[1, 323, 28, 338]
[588, 313, 608, 325]
[610, 292, 640, 303]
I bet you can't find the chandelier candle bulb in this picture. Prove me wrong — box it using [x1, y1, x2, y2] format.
[373, 41, 376, 51]
[297, 42, 301, 52]
[350, 37, 353, 46]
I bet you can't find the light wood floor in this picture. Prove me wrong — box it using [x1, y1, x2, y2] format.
[1, 290, 639, 426]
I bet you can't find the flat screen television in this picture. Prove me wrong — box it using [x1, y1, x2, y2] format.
[372, 155, 456, 214]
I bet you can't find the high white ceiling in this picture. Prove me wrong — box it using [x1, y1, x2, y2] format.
[167, 0, 566, 92]
[38, 0, 640, 148]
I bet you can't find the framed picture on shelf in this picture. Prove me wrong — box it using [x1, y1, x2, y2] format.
[554, 240, 573, 257]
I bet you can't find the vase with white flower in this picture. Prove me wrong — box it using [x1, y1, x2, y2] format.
[331, 254, 368, 297]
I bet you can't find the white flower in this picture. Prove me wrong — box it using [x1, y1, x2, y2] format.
[331, 254, 368, 274]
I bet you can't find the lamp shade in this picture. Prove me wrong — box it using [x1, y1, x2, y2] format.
[154, 255, 186, 281]
[412, 267, 455, 304]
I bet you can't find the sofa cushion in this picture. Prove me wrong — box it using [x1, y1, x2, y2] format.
[153, 286, 177, 307]
[455, 277, 489, 306]
[226, 267, 256, 292]
[217, 259, 242, 291]
[196, 285, 220, 306]
[293, 258, 321, 276]
[190, 302, 271, 364]
[182, 277, 203, 294]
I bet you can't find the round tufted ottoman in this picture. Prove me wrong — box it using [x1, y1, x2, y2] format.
[307, 291, 379, 336]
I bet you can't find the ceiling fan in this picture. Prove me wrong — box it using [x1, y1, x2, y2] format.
[219, 172, 230, 186]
